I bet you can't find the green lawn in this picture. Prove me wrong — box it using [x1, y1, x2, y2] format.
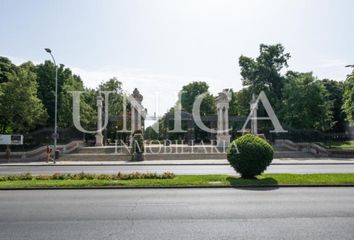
[1, 174, 354, 189]
[317, 140, 354, 150]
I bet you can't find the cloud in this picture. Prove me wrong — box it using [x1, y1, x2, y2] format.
[318, 59, 347, 68]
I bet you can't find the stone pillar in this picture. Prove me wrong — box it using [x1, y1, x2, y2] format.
[216, 91, 231, 147]
[250, 94, 258, 135]
[95, 95, 104, 146]
[224, 106, 229, 135]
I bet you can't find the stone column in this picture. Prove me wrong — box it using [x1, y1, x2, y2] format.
[95, 95, 104, 146]
[250, 94, 258, 135]
[224, 106, 229, 135]
[217, 108, 222, 134]
[216, 91, 231, 147]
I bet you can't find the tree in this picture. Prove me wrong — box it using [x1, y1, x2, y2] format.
[0, 57, 17, 102]
[98, 77, 124, 141]
[239, 44, 290, 107]
[58, 74, 95, 129]
[36, 61, 95, 129]
[36, 61, 62, 126]
[0, 62, 48, 133]
[322, 79, 346, 132]
[280, 72, 333, 131]
[342, 69, 354, 125]
[180, 81, 216, 115]
[0, 57, 16, 84]
[232, 88, 253, 116]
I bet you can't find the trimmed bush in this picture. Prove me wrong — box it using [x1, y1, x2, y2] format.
[227, 134, 274, 179]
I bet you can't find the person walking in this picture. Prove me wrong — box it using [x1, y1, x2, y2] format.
[46, 145, 53, 163]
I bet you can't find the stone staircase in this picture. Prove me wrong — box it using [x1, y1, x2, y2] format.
[272, 145, 315, 158]
[59, 145, 226, 161]
[59, 142, 317, 161]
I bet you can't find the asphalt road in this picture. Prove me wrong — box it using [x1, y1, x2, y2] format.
[0, 188, 354, 240]
[1, 164, 354, 175]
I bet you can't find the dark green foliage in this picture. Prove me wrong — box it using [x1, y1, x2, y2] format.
[0, 57, 16, 83]
[322, 79, 346, 132]
[144, 126, 159, 140]
[36, 61, 96, 129]
[227, 134, 274, 178]
[98, 78, 124, 139]
[180, 81, 216, 114]
[0, 61, 48, 133]
[342, 69, 354, 124]
[280, 72, 333, 131]
[239, 43, 290, 106]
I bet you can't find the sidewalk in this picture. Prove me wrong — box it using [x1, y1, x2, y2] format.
[1, 158, 354, 166]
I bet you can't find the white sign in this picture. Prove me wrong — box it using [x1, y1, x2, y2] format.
[0, 135, 23, 145]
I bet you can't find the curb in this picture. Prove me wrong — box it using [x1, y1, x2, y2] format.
[1, 184, 354, 190]
[2, 162, 354, 167]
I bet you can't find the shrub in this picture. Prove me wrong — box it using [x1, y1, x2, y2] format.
[17, 173, 33, 181]
[35, 175, 51, 181]
[0, 172, 175, 181]
[227, 134, 274, 179]
[52, 173, 66, 180]
[97, 174, 112, 180]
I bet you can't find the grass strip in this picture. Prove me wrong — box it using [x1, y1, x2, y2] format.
[0, 173, 354, 188]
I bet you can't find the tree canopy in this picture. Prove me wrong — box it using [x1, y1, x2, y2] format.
[0, 61, 48, 133]
[239, 43, 290, 106]
[342, 69, 354, 124]
[280, 72, 333, 131]
[181, 81, 216, 115]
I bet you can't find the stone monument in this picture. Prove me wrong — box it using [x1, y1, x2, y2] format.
[250, 94, 258, 135]
[95, 95, 104, 146]
[216, 91, 231, 147]
[130, 88, 145, 136]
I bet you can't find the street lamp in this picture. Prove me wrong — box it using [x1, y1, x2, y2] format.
[44, 48, 58, 164]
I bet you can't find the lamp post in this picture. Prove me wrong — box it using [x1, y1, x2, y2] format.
[44, 48, 58, 164]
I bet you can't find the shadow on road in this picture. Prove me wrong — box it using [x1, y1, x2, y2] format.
[226, 176, 279, 191]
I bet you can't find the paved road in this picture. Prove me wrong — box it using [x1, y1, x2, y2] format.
[0, 188, 354, 240]
[1, 164, 354, 175]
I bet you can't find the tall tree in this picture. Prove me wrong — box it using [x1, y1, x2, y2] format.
[36, 61, 95, 129]
[239, 43, 290, 107]
[280, 72, 333, 131]
[0, 62, 48, 133]
[342, 68, 354, 125]
[232, 88, 253, 116]
[36, 61, 63, 126]
[322, 79, 346, 132]
[0, 57, 16, 84]
[98, 77, 124, 141]
[180, 81, 216, 115]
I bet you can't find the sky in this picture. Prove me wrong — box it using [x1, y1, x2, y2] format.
[1, 0, 353, 124]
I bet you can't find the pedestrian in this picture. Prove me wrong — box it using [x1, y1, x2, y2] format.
[5, 145, 11, 163]
[46, 145, 53, 163]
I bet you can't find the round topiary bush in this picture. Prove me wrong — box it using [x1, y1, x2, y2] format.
[227, 134, 274, 179]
